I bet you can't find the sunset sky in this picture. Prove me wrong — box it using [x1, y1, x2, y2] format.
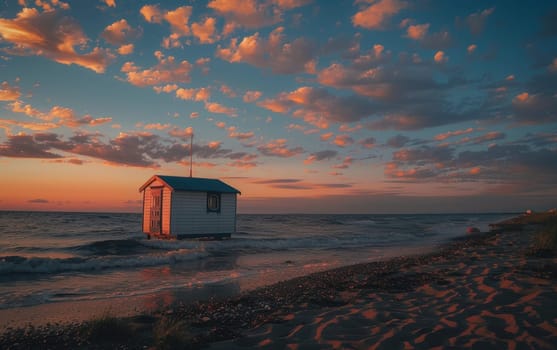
[0, 0, 556, 213]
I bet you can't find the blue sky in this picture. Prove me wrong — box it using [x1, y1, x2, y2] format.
[0, 0, 556, 213]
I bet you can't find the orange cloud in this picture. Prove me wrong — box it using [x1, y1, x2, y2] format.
[204, 101, 238, 116]
[121, 51, 192, 87]
[513, 92, 530, 104]
[140, 5, 192, 47]
[216, 27, 317, 74]
[103, 0, 116, 7]
[191, 17, 219, 44]
[168, 126, 193, 138]
[208, 0, 281, 29]
[352, 0, 407, 30]
[434, 128, 474, 141]
[101, 19, 141, 45]
[257, 138, 304, 158]
[32, 0, 70, 12]
[467, 44, 477, 54]
[140, 4, 162, 23]
[153, 84, 178, 94]
[406, 23, 429, 40]
[0, 81, 21, 101]
[164, 6, 192, 36]
[9, 101, 112, 128]
[176, 87, 211, 101]
[0, 119, 58, 132]
[143, 123, 170, 130]
[243, 90, 262, 102]
[257, 98, 290, 113]
[228, 126, 255, 140]
[0, 8, 114, 73]
[220, 84, 237, 97]
[333, 134, 354, 147]
[117, 43, 134, 55]
[469, 167, 481, 175]
[320, 132, 334, 141]
[434, 50, 447, 63]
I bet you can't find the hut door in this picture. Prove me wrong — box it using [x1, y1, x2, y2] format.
[150, 188, 162, 234]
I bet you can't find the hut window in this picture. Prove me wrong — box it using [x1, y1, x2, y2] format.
[207, 193, 221, 212]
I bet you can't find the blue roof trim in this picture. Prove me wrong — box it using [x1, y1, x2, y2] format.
[154, 175, 240, 194]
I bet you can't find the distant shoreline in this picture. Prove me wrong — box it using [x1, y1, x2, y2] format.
[0, 209, 521, 215]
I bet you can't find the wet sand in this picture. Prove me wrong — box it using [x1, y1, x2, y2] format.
[1, 215, 556, 349]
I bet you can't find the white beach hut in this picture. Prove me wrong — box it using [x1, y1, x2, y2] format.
[139, 175, 240, 239]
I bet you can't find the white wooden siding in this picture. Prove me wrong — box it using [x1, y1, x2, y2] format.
[170, 192, 237, 235]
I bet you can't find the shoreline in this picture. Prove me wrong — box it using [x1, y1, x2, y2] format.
[1, 212, 556, 349]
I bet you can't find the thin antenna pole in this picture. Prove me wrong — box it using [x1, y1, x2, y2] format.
[189, 133, 193, 177]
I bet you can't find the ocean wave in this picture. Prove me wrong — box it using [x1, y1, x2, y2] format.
[0, 249, 208, 275]
[73, 239, 151, 256]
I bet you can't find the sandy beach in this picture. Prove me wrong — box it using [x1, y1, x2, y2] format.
[1, 214, 556, 349]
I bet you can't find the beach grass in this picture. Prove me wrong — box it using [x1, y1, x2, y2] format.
[81, 309, 134, 343]
[531, 223, 557, 254]
[153, 316, 194, 350]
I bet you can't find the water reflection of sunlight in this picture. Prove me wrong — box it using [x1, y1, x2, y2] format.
[141, 289, 175, 311]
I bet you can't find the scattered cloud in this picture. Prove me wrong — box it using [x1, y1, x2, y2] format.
[140, 5, 193, 48]
[205, 101, 238, 116]
[385, 134, 410, 148]
[258, 86, 375, 126]
[140, 5, 162, 23]
[433, 50, 447, 63]
[117, 43, 134, 55]
[101, 19, 141, 46]
[0, 81, 21, 101]
[333, 156, 353, 169]
[333, 134, 354, 147]
[0, 130, 260, 168]
[7, 101, 112, 130]
[458, 7, 495, 35]
[207, 0, 282, 29]
[121, 51, 192, 87]
[352, 0, 407, 30]
[243, 90, 262, 103]
[176, 87, 211, 101]
[257, 138, 304, 157]
[467, 44, 477, 54]
[216, 27, 317, 74]
[0, 8, 114, 73]
[434, 128, 475, 141]
[406, 23, 429, 40]
[191, 17, 219, 44]
[304, 150, 338, 164]
[220, 84, 236, 97]
[228, 126, 255, 140]
[359, 137, 376, 149]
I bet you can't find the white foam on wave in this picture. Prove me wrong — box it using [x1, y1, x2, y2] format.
[0, 248, 209, 274]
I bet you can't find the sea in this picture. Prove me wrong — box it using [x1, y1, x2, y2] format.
[0, 211, 513, 317]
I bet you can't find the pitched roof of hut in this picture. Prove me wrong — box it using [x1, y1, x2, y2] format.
[139, 175, 241, 194]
